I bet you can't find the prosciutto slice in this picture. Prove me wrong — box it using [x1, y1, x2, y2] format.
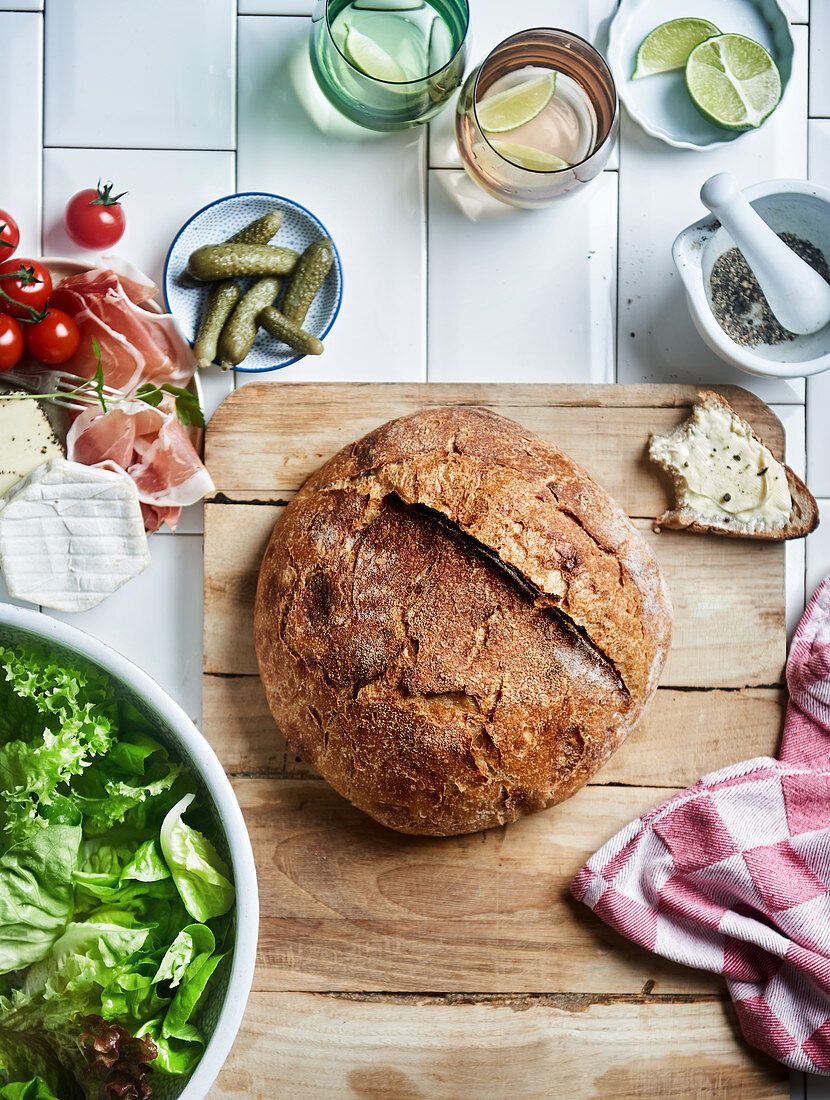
[51, 268, 196, 395]
[67, 396, 215, 532]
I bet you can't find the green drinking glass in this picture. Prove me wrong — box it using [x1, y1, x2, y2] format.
[309, 0, 469, 132]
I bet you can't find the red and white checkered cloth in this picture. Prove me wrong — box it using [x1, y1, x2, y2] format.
[572, 575, 830, 1075]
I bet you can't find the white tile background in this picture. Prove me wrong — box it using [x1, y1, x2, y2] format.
[0, 1, 828, 1095]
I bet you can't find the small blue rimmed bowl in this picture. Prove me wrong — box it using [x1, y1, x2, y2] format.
[164, 192, 343, 372]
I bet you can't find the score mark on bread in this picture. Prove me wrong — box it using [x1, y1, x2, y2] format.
[254, 406, 673, 837]
[649, 392, 818, 541]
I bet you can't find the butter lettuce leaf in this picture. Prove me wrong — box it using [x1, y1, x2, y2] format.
[0, 1078, 61, 1100]
[0, 818, 81, 976]
[159, 795, 234, 923]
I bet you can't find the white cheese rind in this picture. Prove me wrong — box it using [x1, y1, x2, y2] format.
[0, 397, 64, 498]
[0, 458, 151, 612]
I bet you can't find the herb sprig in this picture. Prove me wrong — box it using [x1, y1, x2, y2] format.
[134, 383, 204, 428]
[0, 337, 204, 428]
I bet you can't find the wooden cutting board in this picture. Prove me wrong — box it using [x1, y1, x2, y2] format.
[203, 383, 790, 1099]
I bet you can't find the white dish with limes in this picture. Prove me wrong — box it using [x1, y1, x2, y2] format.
[607, 0, 794, 149]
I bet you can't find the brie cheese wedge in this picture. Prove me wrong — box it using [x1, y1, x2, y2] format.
[0, 458, 151, 612]
[0, 395, 64, 498]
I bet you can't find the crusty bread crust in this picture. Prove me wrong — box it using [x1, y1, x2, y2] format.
[650, 392, 819, 541]
[254, 406, 673, 836]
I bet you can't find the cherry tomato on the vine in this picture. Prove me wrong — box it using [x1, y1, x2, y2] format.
[0, 259, 53, 320]
[64, 181, 127, 250]
[0, 210, 20, 260]
[23, 308, 80, 366]
[0, 314, 24, 372]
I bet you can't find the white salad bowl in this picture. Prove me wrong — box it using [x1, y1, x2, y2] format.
[673, 178, 830, 378]
[0, 604, 259, 1100]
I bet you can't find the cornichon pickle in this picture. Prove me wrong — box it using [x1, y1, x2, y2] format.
[188, 243, 298, 281]
[217, 277, 281, 369]
[192, 279, 240, 368]
[226, 211, 283, 245]
[281, 239, 335, 325]
[259, 306, 324, 356]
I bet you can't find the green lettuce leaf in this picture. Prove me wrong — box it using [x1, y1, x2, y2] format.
[152, 925, 214, 989]
[0, 1078, 60, 1100]
[0, 647, 114, 833]
[159, 795, 233, 922]
[68, 733, 184, 835]
[0, 819, 81, 975]
[163, 951, 225, 1041]
[135, 1019, 200, 1077]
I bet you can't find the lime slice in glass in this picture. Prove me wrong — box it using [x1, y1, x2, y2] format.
[632, 18, 720, 79]
[353, 0, 425, 9]
[427, 13, 454, 74]
[343, 24, 407, 81]
[477, 72, 557, 134]
[686, 33, 782, 130]
[490, 140, 570, 171]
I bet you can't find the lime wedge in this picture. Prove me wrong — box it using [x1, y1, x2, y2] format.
[686, 33, 782, 130]
[477, 72, 557, 134]
[490, 140, 569, 172]
[343, 24, 407, 82]
[632, 18, 720, 79]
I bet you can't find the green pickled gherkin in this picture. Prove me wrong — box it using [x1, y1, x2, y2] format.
[259, 306, 324, 356]
[188, 243, 298, 281]
[281, 239, 335, 325]
[226, 211, 283, 245]
[192, 279, 240, 368]
[217, 277, 281, 369]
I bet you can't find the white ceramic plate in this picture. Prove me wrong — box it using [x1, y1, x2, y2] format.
[607, 0, 794, 150]
[164, 192, 343, 373]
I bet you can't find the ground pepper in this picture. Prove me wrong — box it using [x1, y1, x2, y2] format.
[709, 232, 830, 347]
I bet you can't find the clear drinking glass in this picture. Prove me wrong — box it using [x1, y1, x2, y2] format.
[455, 28, 618, 208]
[309, 0, 469, 132]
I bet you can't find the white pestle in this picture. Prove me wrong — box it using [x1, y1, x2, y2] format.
[700, 172, 830, 336]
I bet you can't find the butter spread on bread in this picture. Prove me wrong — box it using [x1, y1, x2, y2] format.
[649, 391, 818, 541]
[650, 395, 790, 528]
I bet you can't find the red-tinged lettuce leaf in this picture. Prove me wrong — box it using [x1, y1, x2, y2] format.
[77, 1015, 157, 1100]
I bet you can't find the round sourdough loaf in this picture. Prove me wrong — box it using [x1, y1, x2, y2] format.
[254, 406, 672, 836]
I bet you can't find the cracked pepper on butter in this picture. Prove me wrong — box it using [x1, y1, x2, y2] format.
[650, 401, 791, 528]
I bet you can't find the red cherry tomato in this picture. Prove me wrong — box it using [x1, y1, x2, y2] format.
[64, 181, 127, 249]
[23, 308, 80, 366]
[0, 314, 24, 372]
[0, 210, 20, 260]
[0, 259, 52, 320]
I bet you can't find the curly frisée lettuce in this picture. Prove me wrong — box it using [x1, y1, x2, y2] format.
[0, 645, 235, 1098]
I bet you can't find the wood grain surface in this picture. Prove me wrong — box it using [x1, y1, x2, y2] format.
[204, 383, 789, 1099]
[212, 993, 788, 1100]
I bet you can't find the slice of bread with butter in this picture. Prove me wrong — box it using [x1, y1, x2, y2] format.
[649, 391, 818, 540]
